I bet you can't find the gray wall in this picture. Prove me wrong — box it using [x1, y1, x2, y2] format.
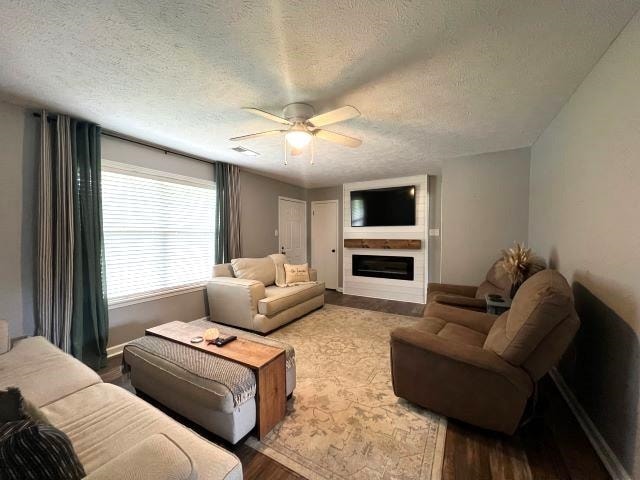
[0, 101, 37, 338]
[307, 186, 343, 288]
[529, 11, 640, 477]
[427, 175, 442, 283]
[239, 170, 307, 258]
[440, 148, 530, 285]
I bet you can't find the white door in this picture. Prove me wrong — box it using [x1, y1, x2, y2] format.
[311, 200, 339, 289]
[278, 197, 307, 264]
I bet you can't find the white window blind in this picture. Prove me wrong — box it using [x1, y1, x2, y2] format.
[101, 161, 216, 304]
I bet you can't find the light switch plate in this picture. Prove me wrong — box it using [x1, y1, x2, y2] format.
[429, 228, 440, 237]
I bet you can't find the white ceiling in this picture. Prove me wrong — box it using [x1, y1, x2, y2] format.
[1, 1, 638, 188]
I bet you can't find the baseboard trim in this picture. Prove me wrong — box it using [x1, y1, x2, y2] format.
[106, 316, 211, 359]
[336, 287, 344, 293]
[550, 368, 631, 480]
[106, 342, 126, 358]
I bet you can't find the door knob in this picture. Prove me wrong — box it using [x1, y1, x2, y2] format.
[331, 249, 336, 253]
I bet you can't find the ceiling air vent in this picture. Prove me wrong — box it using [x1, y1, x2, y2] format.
[231, 146, 260, 156]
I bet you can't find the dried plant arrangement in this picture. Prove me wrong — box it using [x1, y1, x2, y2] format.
[501, 242, 533, 296]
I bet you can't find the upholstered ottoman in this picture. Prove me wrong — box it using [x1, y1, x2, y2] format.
[123, 320, 295, 444]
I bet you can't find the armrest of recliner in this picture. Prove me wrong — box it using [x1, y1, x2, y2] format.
[424, 302, 497, 334]
[309, 268, 318, 282]
[84, 434, 194, 480]
[0, 320, 10, 355]
[431, 294, 487, 312]
[206, 277, 266, 330]
[427, 282, 477, 298]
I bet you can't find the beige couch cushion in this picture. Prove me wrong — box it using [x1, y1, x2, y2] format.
[269, 254, 288, 287]
[259, 283, 325, 316]
[84, 434, 194, 480]
[42, 383, 242, 480]
[0, 336, 101, 407]
[231, 257, 276, 286]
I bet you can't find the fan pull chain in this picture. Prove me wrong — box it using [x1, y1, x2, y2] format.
[310, 134, 315, 165]
[283, 137, 288, 165]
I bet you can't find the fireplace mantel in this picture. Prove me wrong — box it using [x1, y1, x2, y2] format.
[343, 239, 422, 250]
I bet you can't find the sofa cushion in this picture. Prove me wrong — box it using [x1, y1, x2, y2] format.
[259, 282, 325, 316]
[41, 383, 242, 480]
[212, 263, 234, 278]
[0, 337, 101, 407]
[231, 257, 276, 286]
[484, 270, 576, 367]
[84, 434, 194, 480]
[437, 323, 486, 347]
[269, 254, 288, 287]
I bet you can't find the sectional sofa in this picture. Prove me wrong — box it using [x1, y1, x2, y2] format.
[0, 320, 242, 480]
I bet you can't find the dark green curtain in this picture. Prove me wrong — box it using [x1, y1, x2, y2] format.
[214, 162, 242, 263]
[70, 121, 109, 370]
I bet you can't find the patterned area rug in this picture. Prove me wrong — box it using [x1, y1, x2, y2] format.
[246, 304, 446, 480]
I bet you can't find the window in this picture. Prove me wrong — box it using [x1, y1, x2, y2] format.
[101, 161, 216, 305]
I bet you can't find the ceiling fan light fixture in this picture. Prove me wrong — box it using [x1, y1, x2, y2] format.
[285, 129, 312, 149]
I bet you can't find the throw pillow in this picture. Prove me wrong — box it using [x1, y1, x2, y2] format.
[0, 420, 86, 480]
[231, 257, 276, 286]
[0, 387, 22, 423]
[284, 263, 311, 285]
[269, 253, 288, 287]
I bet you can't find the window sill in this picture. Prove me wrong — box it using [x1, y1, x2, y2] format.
[108, 284, 207, 310]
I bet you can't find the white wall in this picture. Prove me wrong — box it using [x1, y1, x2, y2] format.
[343, 175, 427, 304]
[440, 148, 530, 285]
[529, 11, 640, 478]
[0, 101, 37, 338]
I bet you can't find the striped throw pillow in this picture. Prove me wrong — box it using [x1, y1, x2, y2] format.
[0, 420, 85, 480]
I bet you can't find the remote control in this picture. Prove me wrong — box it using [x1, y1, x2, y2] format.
[214, 335, 237, 347]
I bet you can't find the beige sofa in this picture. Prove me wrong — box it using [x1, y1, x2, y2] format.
[207, 255, 325, 333]
[0, 321, 242, 480]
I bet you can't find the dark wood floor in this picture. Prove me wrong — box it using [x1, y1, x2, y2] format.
[99, 291, 609, 480]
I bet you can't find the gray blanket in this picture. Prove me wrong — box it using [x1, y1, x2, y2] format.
[123, 336, 256, 407]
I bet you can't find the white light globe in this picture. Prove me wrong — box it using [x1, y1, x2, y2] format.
[286, 130, 312, 149]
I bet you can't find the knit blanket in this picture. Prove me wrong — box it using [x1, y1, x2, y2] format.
[122, 336, 256, 407]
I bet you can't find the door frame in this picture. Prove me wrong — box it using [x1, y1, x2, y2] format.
[311, 200, 339, 289]
[277, 196, 307, 262]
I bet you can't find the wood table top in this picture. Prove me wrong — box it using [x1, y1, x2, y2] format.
[146, 321, 284, 369]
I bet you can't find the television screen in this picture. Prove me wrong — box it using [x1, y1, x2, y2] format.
[350, 185, 416, 227]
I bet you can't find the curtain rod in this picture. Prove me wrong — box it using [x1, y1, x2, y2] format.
[32, 112, 216, 165]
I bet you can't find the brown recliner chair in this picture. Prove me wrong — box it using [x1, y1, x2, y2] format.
[427, 257, 546, 311]
[391, 269, 579, 434]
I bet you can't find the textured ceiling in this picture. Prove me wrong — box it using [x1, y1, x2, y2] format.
[1, 1, 638, 187]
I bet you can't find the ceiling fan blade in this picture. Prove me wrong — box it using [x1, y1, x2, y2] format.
[229, 130, 285, 141]
[243, 107, 292, 126]
[307, 105, 360, 127]
[314, 129, 362, 148]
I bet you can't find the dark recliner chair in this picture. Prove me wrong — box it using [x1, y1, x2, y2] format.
[427, 257, 546, 311]
[391, 269, 579, 434]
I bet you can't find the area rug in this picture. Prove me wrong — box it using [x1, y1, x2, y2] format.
[246, 304, 446, 480]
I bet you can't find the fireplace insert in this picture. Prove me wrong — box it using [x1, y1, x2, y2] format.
[352, 255, 414, 281]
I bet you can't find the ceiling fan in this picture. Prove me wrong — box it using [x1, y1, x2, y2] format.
[230, 103, 362, 164]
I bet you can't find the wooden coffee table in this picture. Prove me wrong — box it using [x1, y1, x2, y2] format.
[146, 321, 286, 439]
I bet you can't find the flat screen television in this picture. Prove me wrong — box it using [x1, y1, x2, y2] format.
[350, 185, 416, 227]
